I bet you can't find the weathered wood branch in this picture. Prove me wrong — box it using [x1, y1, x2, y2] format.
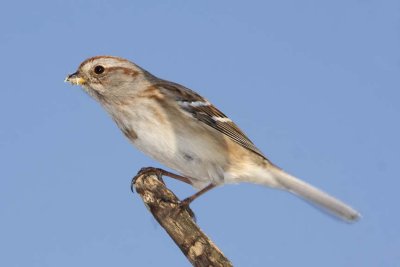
[132, 168, 233, 267]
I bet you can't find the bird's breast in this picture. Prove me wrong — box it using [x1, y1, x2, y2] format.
[104, 99, 229, 188]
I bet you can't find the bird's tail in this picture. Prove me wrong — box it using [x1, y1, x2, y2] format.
[264, 166, 360, 222]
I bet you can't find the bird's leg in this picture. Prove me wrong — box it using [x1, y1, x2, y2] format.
[174, 183, 216, 221]
[132, 167, 216, 220]
[155, 168, 193, 185]
[131, 167, 193, 192]
[133, 167, 215, 205]
[180, 183, 216, 207]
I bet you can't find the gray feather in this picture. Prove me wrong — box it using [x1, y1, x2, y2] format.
[270, 166, 360, 222]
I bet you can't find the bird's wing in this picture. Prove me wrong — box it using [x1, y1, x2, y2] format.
[156, 81, 266, 159]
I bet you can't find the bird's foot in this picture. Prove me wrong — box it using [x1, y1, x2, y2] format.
[131, 167, 166, 192]
[174, 198, 196, 221]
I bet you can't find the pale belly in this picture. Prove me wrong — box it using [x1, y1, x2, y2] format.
[107, 100, 229, 189]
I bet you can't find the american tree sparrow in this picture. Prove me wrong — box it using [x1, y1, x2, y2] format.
[65, 56, 360, 222]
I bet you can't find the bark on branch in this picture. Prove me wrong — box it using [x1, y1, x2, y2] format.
[132, 168, 233, 267]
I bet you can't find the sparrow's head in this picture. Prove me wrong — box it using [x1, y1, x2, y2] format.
[65, 56, 153, 100]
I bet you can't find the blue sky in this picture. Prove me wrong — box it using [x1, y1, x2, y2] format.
[1, 1, 399, 266]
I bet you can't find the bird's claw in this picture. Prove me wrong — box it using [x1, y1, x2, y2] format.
[176, 198, 197, 221]
[131, 167, 166, 193]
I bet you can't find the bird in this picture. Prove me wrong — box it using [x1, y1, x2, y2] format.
[65, 55, 360, 222]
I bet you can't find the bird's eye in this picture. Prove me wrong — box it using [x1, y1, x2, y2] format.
[94, 65, 105, 74]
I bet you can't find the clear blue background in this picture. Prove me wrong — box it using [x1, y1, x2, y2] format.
[1, 1, 399, 266]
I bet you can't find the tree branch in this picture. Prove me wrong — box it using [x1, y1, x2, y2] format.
[132, 168, 233, 267]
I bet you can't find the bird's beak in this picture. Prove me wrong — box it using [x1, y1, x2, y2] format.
[65, 72, 86, 85]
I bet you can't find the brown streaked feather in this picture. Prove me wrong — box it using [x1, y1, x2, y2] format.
[155, 81, 267, 159]
[106, 66, 139, 77]
[155, 80, 205, 102]
[121, 128, 138, 140]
